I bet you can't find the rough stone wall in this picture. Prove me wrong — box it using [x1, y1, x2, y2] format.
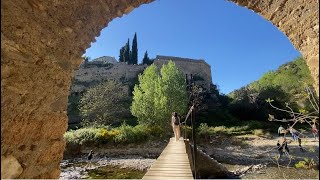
[1, 0, 318, 178]
[153, 55, 212, 89]
[71, 62, 147, 93]
[229, 0, 319, 95]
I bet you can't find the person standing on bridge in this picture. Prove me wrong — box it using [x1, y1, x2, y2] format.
[171, 112, 181, 142]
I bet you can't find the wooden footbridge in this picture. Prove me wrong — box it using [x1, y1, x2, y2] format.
[142, 104, 196, 179]
[143, 74, 230, 179]
[142, 137, 193, 180]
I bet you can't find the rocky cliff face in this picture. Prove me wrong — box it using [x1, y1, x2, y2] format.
[1, 0, 318, 178]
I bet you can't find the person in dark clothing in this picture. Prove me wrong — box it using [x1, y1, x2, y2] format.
[85, 150, 94, 169]
[277, 136, 290, 158]
[87, 150, 94, 160]
[297, 137, 304, 152]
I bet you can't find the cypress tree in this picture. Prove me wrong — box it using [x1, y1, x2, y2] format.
[124, 39, 131, 64]
[119, 46, 125, 62]
[142, 51, 150, 65]
[131, 32, 138, 65]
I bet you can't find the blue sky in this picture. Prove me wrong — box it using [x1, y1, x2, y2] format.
[84, 0, 301, 94]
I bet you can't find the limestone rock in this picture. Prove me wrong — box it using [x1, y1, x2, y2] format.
[1, 155, 23, 179]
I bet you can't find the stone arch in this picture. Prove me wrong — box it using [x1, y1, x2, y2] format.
[1, 0, 318, 178]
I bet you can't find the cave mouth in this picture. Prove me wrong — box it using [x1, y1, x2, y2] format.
[1, 0, 318, 179]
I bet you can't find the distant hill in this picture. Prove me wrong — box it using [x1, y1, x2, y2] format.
[227, 56, 315, 121]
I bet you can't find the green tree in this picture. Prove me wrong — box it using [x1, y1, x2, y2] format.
[142, 51, 152, 65]
[154, 61, 188, 128]
[131, 32, 138, 65]
[228, 56, 314, 120]
[79, 80, 131, 126]
[131, 64, 159, 125]
[124, 39, 131, 64]
[131, 61, 188, 130]
[119, 46, 125, 62]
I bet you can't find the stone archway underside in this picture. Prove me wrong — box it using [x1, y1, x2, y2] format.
[1, 0, 318, 178]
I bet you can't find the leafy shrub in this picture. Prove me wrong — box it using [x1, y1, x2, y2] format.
[198, 123, 210, 136]
[64, 130, 77, 144]
[295, 158, 316, 169]
[64, 127, 101, 145]
[252, 129, 264, 136]
[64, 123, 165, 146]
[146, 125, 165, 138]
[106, 129, 120, 142]
[113, 123, 134, 143]
[113, 123, 151, 144]
[197, 123, 253, 137]
[131, 125, 149, 143]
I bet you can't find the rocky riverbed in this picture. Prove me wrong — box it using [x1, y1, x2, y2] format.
[60, 156, 156, 179]
[199, 133, 319, 179]
[60, 134, 319, 179]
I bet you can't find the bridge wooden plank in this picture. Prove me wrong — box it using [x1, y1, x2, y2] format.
[142, 138, 193, 180]
[143, 176, 193, 180]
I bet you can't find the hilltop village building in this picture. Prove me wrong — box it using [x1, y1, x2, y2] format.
[71, 55, 212, 95]
[68, 55, 213, 125]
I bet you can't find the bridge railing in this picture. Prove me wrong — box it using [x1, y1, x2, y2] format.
[181, 104, 198, 178]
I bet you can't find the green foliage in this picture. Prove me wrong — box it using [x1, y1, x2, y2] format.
[63, 127, 103, 145]
[131, 64, 159, 125]
[79, 80, 131, 126]
[228, 56, 314, 121]
[197, 123, 250, 136]
[67, 95, 81, 117]
[119, 39, 131, 63]
[114, 123, 151, 143]
[131, 32, 138, 65]
[131, 61, 188, 130]
[197, 123, 210, 137]
[119, 33, 140, 64]
[119, 46, 124, 62]
[64, 123, 164, 145]
[125, 39, 131, 64]
[251, 129, 265, 136]
[196, 121, 272, 138]
[295, 158, 316, 169]
[155, 61, 188, 128]
[142, 51, 153, 65]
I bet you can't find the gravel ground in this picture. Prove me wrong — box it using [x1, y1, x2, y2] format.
[200, 133, 319, 166]
[60, 156, 156, 179]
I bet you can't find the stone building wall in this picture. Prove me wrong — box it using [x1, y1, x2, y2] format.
[153, 55, 212, 89]
[71, 55, 212, 93]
